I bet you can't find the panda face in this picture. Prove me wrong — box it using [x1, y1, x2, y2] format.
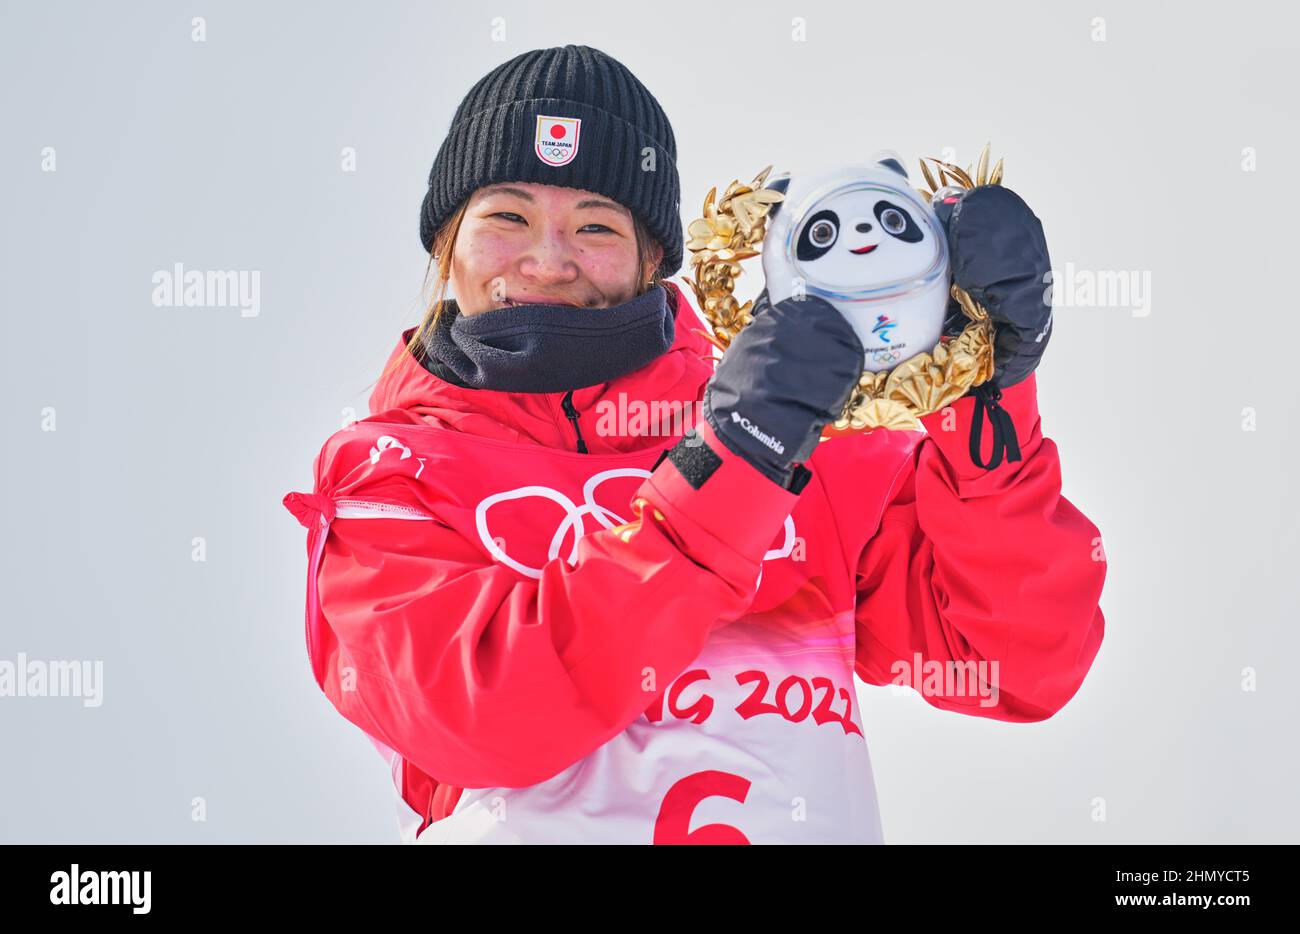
[791, 187, 938, 291]
[760, 161, 951, 370]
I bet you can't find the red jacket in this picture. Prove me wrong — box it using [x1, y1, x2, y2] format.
[282, 280, 1106, 843]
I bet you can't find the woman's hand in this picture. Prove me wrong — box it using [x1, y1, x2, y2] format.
[933, 185, 1053, 390]
[702, 289, 864, 489]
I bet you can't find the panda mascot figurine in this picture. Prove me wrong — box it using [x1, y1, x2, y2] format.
[761, 155, 951, 373]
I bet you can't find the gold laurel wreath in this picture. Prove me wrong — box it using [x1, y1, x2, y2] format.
[684, 145, 1003, 436]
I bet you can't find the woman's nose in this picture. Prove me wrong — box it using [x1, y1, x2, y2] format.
[520, 230, 580, 281]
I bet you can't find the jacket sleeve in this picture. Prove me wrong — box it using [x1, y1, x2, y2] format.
[297, 419, 798, 790]
[853, 373, 1106, 721]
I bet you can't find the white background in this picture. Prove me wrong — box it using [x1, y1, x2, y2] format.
[2, 0, 1296, 842]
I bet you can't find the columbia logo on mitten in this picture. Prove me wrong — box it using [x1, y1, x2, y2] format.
[732, 411, 786, 455]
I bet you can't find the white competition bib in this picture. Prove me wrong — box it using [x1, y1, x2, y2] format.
[416, 612, 882, 845]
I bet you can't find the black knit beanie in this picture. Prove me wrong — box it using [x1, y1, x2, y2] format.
[419, 45, 682, 280]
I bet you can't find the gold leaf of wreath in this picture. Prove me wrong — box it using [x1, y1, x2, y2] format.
[686, 146, 1002, 437]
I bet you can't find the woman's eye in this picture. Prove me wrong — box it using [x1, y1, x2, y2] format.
[881, 209, 906, 234]
[491, 214, 611, 233]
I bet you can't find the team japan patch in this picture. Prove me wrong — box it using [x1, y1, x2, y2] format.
[534, 115, 581, 167]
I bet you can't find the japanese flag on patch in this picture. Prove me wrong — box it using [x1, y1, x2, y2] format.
[535, 115, 581, 167]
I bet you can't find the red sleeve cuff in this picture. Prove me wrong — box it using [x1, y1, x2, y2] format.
[918, 372, 1043, 482]
[637, 418, 800, 562]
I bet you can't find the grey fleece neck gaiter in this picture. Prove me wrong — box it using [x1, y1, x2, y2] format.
[419, 283, 676, 393]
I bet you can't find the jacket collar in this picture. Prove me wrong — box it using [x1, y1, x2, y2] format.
[367, 280, 716, 454]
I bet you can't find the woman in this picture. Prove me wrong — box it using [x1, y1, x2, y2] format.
[283, 45, 1106, 844]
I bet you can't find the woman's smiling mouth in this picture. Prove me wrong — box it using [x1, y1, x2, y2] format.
[499, 299, 574, 308]
[498, 293, 593, 309]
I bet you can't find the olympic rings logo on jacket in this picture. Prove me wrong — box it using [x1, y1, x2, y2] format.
[474, 467, 797, 579]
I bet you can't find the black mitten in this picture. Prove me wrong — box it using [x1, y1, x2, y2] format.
[933, 185, 1053, 469]
[702, 289, 864, 489]
[933, 185, 1053, 389]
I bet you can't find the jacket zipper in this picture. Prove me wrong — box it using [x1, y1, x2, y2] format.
[560, 389, 589, 454]
[300, 498, 432, 680]
[333, 499, 435, 520]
